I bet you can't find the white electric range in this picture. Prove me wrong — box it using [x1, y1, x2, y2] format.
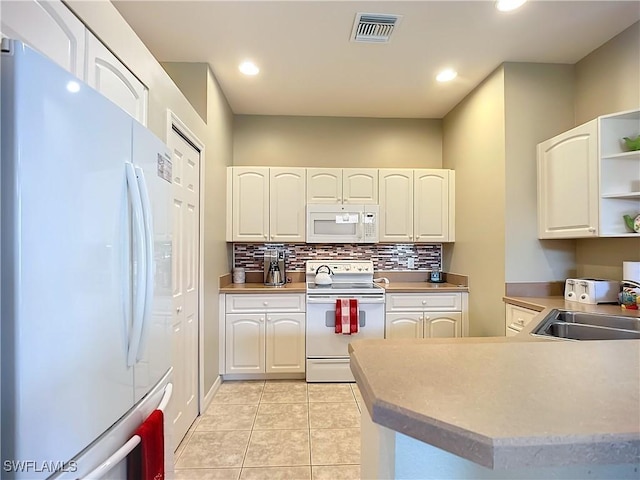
[305, 260, 385, 382]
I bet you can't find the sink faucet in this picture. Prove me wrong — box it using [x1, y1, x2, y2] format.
[622, 280, 640, 289]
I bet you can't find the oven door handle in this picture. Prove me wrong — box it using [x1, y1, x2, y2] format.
[306, 295, 385, 304]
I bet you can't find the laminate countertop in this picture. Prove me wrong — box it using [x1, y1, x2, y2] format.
[219, 282, 307, 294]
[219, 281, 469, 294]
[349, 335, 640, 470]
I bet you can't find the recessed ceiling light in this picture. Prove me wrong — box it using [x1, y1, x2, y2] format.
[436, 69, 457, 83]
[239, 61, 259, 76]
[495, 0, 527, 12]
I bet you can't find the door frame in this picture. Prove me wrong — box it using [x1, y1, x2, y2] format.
[166, 109, 206, 413]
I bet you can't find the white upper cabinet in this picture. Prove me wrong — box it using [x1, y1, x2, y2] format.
[537, 109, 640, 239]
[307, 168, 378, 204]
[85, 31, 148, 125]
[307, 168, 342, 203]
[414, 169, 455, 242]
[0, 0, 85, 79]
[231, 167, 270, 242]
[228, 167, 306, 242]
[537, 120, 599, 238]
[379, 169, 455, 242]
[379, 169, 414, 242]
[343, 169, 378, 204]
[1, 0, 148, 125]
[269, 168, 306, 242]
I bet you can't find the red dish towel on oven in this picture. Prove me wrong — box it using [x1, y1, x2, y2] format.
[127, 409, 164, 480]
[335, 298, 359, 335]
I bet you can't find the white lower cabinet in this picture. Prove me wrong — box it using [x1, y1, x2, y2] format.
[386, 312, 462, 339]
[223, 294, 305, 376]
[385, 293, 467, 339]
[225, 313, 265, 374]
[504, 303, 539, 336]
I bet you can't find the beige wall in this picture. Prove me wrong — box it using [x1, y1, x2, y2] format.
[575, 22, 640, 125]
[443, 67, 506, 337]
[66, 1, 233, 394]
[574, 22, 640, 280]
[233, 116, 442, 168]
[503, 63, 577, 283]
[162, 62, 209, 123]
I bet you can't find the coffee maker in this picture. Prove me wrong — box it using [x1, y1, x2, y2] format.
[264, 248, 286, 286]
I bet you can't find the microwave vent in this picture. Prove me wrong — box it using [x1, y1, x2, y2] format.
[351, 13, 402, 43]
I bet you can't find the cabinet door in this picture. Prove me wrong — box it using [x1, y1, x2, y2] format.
[225, 313, 265, 374]
[270, 168, 306, 242]
[85, 32, 148, 125]
[414, 169, 453, 242]
[424, 312, 461, 338]
[266, 313, 305, 373]
[385, 312, 422, 339]
[537, 120, 598, 238]
[307, 168, 342, 203]
[379, 169, 414, 242]
[232, 167, 270, 241]
[505, 303, 538, 335]
[0, 0, 85, 79]
[343, 168, 378, 204]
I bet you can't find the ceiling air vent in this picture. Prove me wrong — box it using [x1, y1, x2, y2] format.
[351, 13, 403, 43]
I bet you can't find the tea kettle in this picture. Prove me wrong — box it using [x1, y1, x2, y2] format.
[314, 265, 333, 285]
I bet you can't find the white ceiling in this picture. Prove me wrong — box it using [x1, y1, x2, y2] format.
[113, 1, 640, 119]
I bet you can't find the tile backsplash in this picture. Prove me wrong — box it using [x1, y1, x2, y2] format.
[233, 243, 442, 272]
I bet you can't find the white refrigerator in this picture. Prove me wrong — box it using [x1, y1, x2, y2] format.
[1, 39, 174, 479]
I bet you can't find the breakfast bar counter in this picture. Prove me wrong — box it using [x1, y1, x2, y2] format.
[349, 336, 640, 479]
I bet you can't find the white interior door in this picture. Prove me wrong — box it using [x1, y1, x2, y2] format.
[169, 126, 200, 450]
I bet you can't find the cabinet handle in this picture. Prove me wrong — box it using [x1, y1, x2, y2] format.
[259, 317, 264, 323]
[421, 300, 427, 305]
[263, 301, 268, 306]
[263, 234, 268, 239]
[176, 306, 182, 313]
[424, 315, 430, 321]
[517, 318, 525, 326]
[588, 227, 596, 233]
[267, 317, 271, 322]
[337, 198, 342, 202]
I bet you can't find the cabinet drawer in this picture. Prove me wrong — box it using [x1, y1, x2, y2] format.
[386, 293, 461, 312]
[226, 294, 305, 313]
[505, 303, 539, 332]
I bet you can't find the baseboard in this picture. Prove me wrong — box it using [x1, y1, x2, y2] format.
[202, 375, 221, 413]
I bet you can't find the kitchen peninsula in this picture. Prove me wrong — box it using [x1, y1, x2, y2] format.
[350, 336, 640, 479]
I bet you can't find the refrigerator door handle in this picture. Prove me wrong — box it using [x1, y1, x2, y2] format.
[125, 162, 147, 368]
[80, 383, 173, 479]
[134, 165, 155, 362]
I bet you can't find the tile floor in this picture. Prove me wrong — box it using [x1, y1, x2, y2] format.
[174, 380, 364, 480]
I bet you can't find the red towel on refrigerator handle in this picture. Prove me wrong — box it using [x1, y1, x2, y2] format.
[127, 409, 164, 480]
[335, 299, 359, 335]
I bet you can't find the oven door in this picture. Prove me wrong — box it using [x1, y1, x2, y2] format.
[306, 294, 385, 357]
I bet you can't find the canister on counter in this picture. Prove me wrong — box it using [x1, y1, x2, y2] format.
[233, 267, 245, 284]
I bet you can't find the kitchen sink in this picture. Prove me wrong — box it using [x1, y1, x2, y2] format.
[531, 309, 640, 341]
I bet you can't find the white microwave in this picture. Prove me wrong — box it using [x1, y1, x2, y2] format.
[306, 204, 379, 243]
